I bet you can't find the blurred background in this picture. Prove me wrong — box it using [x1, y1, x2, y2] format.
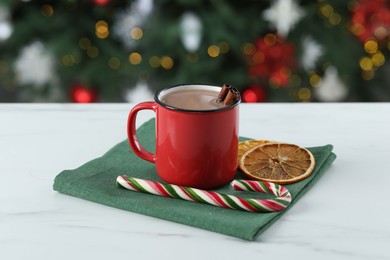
[0, 0, 390, 103]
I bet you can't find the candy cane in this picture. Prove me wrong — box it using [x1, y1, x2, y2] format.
[116, 176, 291, 213]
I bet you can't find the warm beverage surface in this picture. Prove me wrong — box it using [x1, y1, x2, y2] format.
[160, 89, 225, 110]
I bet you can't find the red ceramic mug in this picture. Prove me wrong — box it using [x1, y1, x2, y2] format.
[127, 84, 240, 189]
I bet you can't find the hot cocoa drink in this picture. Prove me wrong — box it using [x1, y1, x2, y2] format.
[160, 87, 224, 110]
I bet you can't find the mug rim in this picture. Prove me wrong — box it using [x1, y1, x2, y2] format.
[155, 84, 241, 113]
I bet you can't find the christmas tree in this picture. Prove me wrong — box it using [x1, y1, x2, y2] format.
[0, 0, 389, 102]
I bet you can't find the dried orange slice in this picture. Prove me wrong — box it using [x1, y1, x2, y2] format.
[239, 143, 315, 184]
[238, 140, 275, 165]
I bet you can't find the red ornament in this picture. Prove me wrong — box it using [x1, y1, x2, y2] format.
[242, 86, 266, 103]
[350, 0, 390, 43]
[247, 34, 295, 87]
[93, 0, 110, 6]
[70, 83, 97, 103]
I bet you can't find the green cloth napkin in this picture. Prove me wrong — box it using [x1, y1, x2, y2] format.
[53, 119, 336, 241]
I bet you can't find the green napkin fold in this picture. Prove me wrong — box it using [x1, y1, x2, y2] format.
[53, 119, 336, 241]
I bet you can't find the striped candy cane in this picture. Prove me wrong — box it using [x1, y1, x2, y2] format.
[116, 176, 291, 213]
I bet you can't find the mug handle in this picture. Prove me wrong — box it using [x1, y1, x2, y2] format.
[127, 101, 158, 163]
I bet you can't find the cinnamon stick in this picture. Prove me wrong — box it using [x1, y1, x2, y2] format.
[216, 84, 240, 106]
[216, 84, 232, 103]
[223, 87, 240, 106]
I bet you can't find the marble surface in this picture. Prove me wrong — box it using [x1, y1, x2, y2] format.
[1, 103, 389, 260]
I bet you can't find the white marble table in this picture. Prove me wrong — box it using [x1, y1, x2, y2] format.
[1, 103, 389, 260]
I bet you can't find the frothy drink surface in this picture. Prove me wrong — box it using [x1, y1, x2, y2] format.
[160, 89, 225, 110]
